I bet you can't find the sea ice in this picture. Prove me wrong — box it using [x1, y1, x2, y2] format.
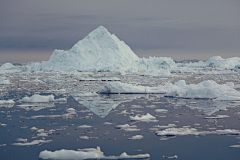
[166, 80, 240, 100]
[129, 113, 157, 122]
[39, 146, 150, 159]
[98, 82, 166, 94]
[0, 77, 11, 84]
[128, 135, 144, 140]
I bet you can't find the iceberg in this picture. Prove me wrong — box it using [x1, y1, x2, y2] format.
[40, 26, 139, 72]
[22, 26, 176, 73]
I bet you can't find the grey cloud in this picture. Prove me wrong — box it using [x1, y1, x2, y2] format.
[0, 0, 240, 63]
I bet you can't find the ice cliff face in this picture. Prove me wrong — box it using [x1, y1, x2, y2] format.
[41, 26, 139, 72]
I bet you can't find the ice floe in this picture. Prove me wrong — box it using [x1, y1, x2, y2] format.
[39, 146, 150, 159]
[129, 113, 157, 122]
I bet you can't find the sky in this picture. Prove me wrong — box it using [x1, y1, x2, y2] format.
[1, 0, 240, 64]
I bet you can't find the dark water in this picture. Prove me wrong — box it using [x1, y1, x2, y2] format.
[1, 94, 240, 160]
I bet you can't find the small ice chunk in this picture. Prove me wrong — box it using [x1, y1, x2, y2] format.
[103, 122, 112, 125]
[229, 145, 240, 148]
[79, 136, 89, 140]
[155, 109, 168, 113]
[128, 135, 144, 140]
[22, 94, 55, 103]
[163, 155, 178, 159]
[205, 115, 229, 119]
[12, 139, 52, 146]
[129, 113, 156, 122]
[0, 100, 15, 104]
[77, 125, 92, 129]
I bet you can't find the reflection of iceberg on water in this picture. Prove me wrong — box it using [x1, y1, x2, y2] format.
[167, 98, 240, 115]
[71, 93, 138, 118]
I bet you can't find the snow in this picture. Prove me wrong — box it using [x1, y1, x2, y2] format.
[39, 147, 150, 159]
[155, 109, 168, 113]
[77, 125, 92, 129]
[98, 82, 166, 94]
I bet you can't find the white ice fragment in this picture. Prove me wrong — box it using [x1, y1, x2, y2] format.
[115, 124, 137, 129]
[129, 113, 156, 122]
[79, 136, 89, 140]
[155, 109, 168, 113]
[66, 108, 75, 112]
[0, 100, 15, 104]
[216, 129, 240, 135]
[128, 135, 144, 140]
[103, 122, 113, 125]
[77, 125, 92, 129]
[1, 123, 7, 127]
[205, 115, 229, 119]
[15, 138, 28, 142]
[156, 127, 212, 136]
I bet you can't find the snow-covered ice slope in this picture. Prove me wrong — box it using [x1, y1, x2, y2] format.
[41, 26, 139, 72]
